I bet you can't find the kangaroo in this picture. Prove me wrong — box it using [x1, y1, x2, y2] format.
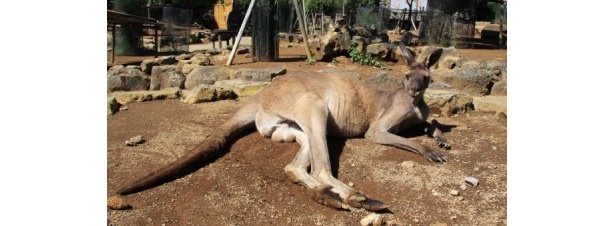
[116, 42, 449, 212]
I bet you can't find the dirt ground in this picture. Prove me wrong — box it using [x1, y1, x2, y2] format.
[107, 44, 507, 225]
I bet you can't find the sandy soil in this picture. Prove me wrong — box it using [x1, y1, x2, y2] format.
[107, 43, 507, 225]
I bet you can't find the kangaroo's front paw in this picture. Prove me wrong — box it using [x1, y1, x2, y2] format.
[436, 136, 450, 149]
[424, 150, 447, 163]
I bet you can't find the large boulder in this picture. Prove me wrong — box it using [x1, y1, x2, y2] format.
[430, 68, 495, 96]
[150, 66, 185, 90]
[491, 80, 507, 96]
[424, 85, 474, 116]
[184, 66, 240, 89]
[472, 96, 507, 114]
[140, 56, 178, 74]
[366, 43, 394, 60]
[308, 25, 355, 60]
[111, 87, 182, 105]
[107, 65, 150, 92]
[190, 53, 212, 66]
[181, 84, 238, 104]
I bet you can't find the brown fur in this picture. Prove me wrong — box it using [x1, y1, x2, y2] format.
[117, 42, 449, 212]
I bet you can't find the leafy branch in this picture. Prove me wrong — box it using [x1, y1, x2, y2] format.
[349, 42, 391, 70]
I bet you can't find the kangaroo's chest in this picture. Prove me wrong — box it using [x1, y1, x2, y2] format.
[392, 105, 429, 133]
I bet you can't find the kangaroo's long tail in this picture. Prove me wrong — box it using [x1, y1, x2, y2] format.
[117, 97, 259, 195]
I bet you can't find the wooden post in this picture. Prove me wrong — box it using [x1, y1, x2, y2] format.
[226, 0, 256, 66]
[252, 0, 278, 62]
[112, 25, 116, 63]
[499, 2, 505, 48]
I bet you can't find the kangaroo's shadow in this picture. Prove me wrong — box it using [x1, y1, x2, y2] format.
[397, 119, 457, 138]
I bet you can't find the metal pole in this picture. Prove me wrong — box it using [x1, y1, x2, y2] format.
[226, 0, 256, 66]
[292, 0, 314, 62]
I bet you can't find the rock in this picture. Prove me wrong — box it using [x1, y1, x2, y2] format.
[207, 48, 222, 55]
[424, 87, 474, 116]
[465, 176, 479, 186]
[111, 88, 182, 105]
[491, 80, 507, 95]
[213, 79, 271, 97]
[175, 53, 194, 61]
[317, 68, 360, 80]
[107, 97, 121, 115]
[160, 70, 186, 90]
[125, 135, 144, 146]
[363, 71, 404, 91]
[400, 31, 419, 46]
[460, 184, 467, 191]
[352, 36, 367, 54]
[366, 43, 393, 60]
[140, 56, 178, 74]
[360, 213, 385, 226]
[107, 196, 131, 210]
[430, 222, 448, 226]
[430, 68, 495, 96]
[190, 53, 212, 66]
[401, 161, 416, 169]
[107, 66, 151, 92]
[349, 182, 354, 187]
[449, 189, 459, 196]
[150, 66, 182, 90]
[181, 64, 200, 75]
[472, 96, 507, 114]
[184, 66, 240, 90]
[237, 67, 287, 82]
[309, 25, 355, 60]
[177, 59, 191, 69]
[182, 84, 238, 104]
[236, 47, 250, 54]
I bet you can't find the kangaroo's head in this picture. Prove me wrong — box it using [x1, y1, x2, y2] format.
[399, 42, 431, 98]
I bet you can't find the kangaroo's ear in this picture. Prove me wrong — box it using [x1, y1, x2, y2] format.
[399, 42, 415, 66]
[425, 48, 443, 69]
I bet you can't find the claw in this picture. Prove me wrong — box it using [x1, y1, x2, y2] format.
[344, 193, 390, 212]
[425, 151, 447, 163]
[311, 185, 345, 209]
[360, 198, 390, 212]
[436, 137, 450, 149]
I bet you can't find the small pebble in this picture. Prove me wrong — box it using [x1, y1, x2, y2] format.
[360, 213, 385, 226]
[474, 167, 479, 172]
[460, 184, 467, 191]
[413, 219, 420, 223]
[120, 106, 129, 111]
[450, 215, 457, 220]
[401, 161, 416, 169]
[431, 189, 440, 196]
[457, 196, 464, 201]
[351, 163, 356, 167]
[107, 196, 131, 210]
[125, 135, 144, 146]
[449, 189, 459, 196]
[349, 182, 354, 187]
[465, 176, 479, 186]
